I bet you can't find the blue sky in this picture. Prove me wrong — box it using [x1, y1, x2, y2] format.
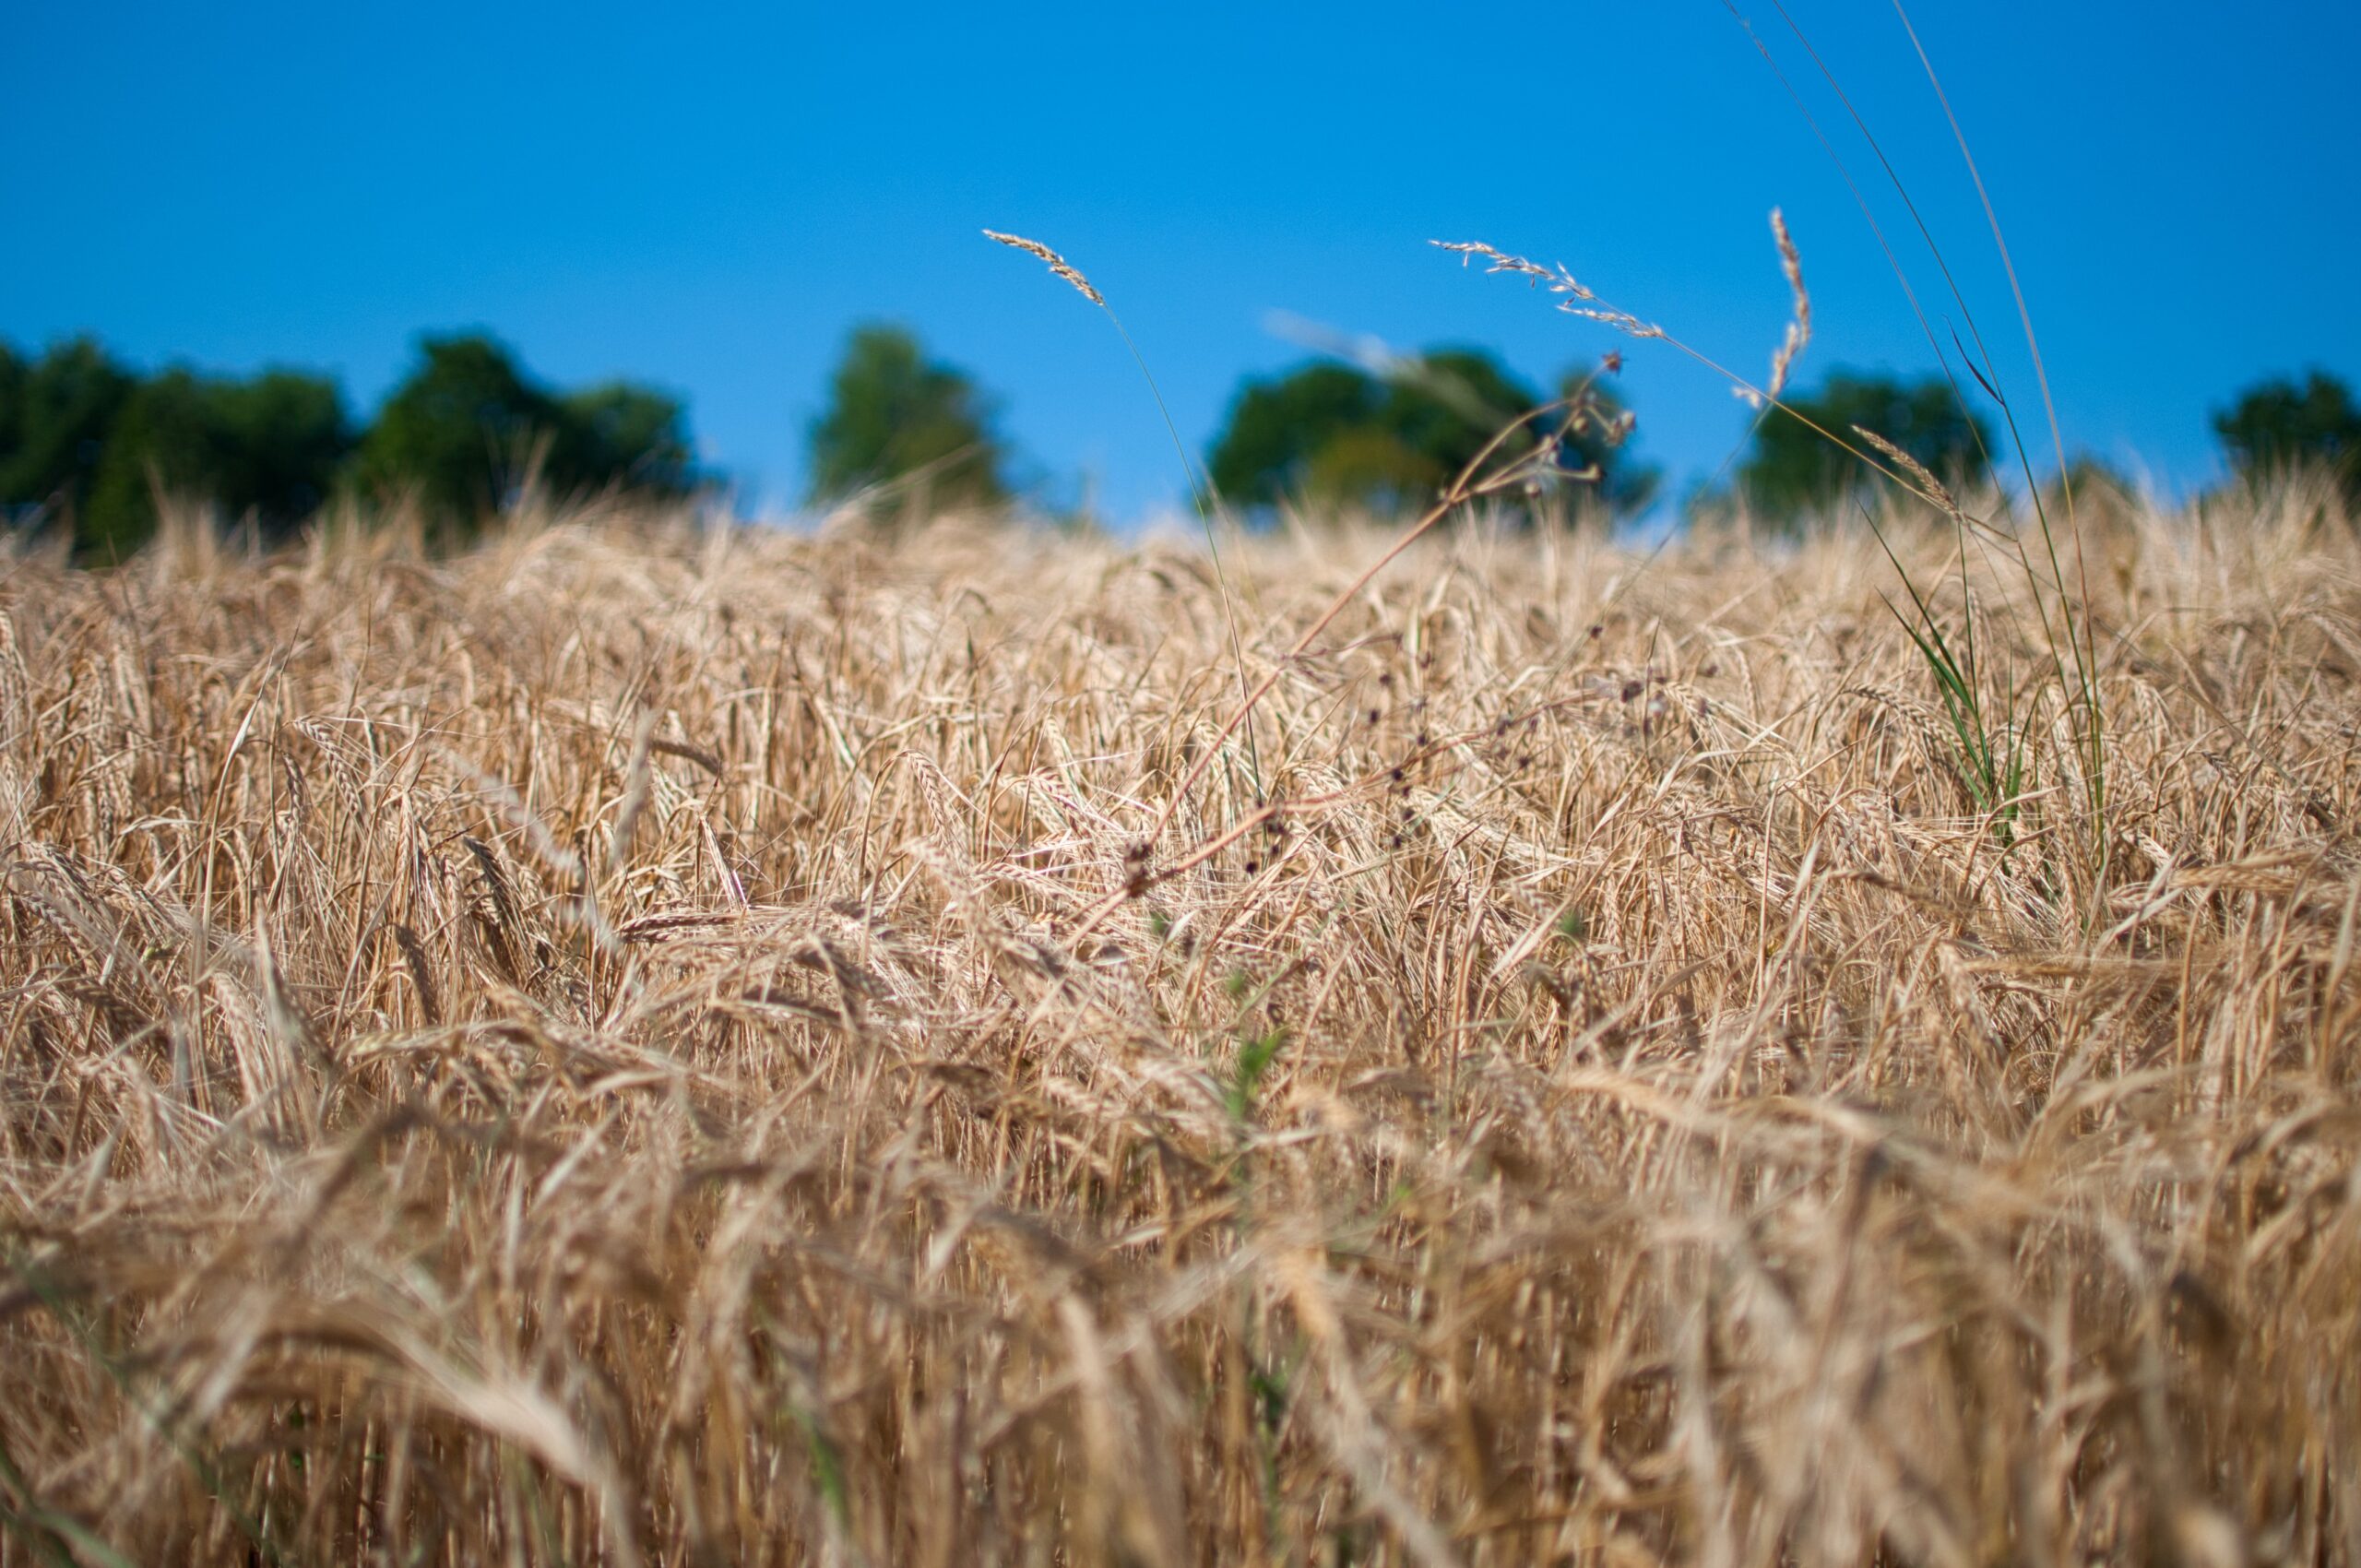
[5, 1, 2355, 519]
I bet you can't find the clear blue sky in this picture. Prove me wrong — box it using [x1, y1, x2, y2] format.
[6, 1, 2355, 519]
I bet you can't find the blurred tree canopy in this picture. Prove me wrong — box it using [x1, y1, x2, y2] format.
[2213, 370, 2359, 503]
[1738, 371, 1992, 518]
[2, 332, 700, 556]
[1204, 349, 1655, 517]
[85, 367, 352, 559]
[0, 338, 136, 540]
[352, 335, 560, 518]
[805, 325, 1010, 511]
[353, 334, 696, 525]
[560, 382, 698, 498]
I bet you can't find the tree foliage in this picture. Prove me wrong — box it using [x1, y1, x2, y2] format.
[84, 367, 352, 558]
[1204, 349, 1654, 517]
[1205, 362, 1375, 508]
[1738, 371, 1991, 519]
[2213, 370, 2360, 503]
[3, 332, 698, 556]
[352, 334, 558, 519]
[353, 334, 696, 525]
[0, 338, 136, 538]
[561, 383, 697, 498]
[805, 325, 1009, 511]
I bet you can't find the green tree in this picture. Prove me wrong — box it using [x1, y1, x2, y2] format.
[84, 367, 351, 558]
[2213, 370, 2360, 503]
[1205, 349, 1653, 517]
[1738, 371, 1992, 519]
[1205, 362, 1378, 508]
[1375, 349, 1540, 505]
[805, 325, 1010, 510]
[0, 337, 136, 539]
[352, 334, 566, 520]
[560, 382, 696, 498]
[352, 334, 700, 525]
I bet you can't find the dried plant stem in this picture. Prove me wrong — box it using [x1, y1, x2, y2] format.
[985, 228, 1264, 788]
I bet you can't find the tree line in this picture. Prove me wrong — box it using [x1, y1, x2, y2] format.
[5, 322, 2356, 556]
[811, 324, 2361, 526]
[0, 333, 696, 558]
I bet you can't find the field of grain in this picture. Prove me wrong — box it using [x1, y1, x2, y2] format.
[4, 486, 2359, 1566]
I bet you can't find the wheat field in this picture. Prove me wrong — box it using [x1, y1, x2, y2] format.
[3, 485, 2359, 1566]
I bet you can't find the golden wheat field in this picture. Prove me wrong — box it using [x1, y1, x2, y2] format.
[3, 484, 2360, 1567]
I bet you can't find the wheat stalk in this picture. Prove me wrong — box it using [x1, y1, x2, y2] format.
[1853, 423, 1959, 517]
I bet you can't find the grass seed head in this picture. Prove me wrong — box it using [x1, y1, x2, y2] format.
[983, 228, 1106, 305]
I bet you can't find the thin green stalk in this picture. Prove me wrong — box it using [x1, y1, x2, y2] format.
[1892, 0, 2106, 848]
[1868, 510, 2028, 840]
[1721, 0, 2107, 866]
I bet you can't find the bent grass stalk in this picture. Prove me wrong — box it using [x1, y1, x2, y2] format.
[1738, 0, 2106, 855]
[1890, 0, 2106, 857]
[984, 229, 1264, 792]
[1442, 184, 2103, 875]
